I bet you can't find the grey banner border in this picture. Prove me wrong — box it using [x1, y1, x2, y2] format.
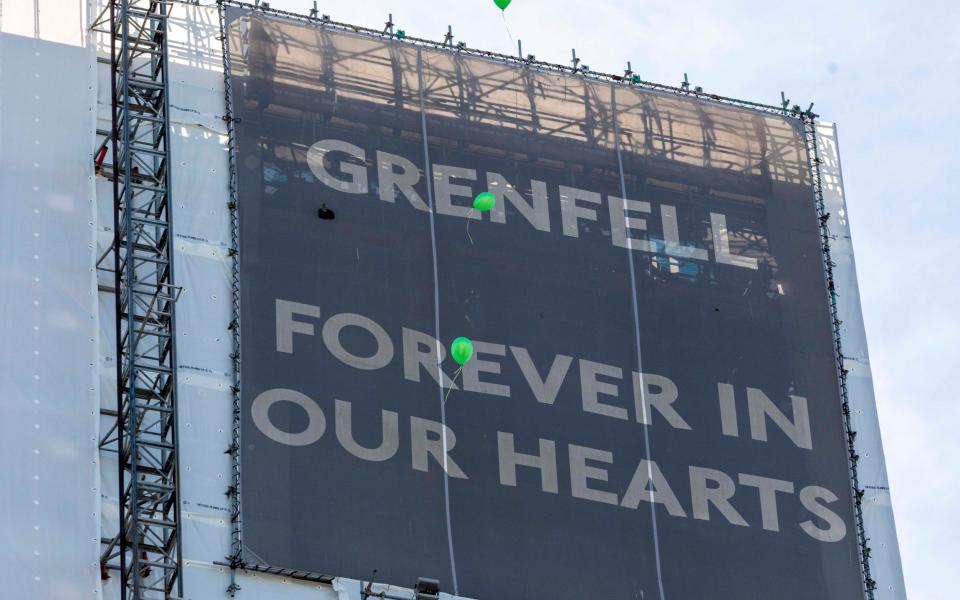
[217, 4, 247, 595]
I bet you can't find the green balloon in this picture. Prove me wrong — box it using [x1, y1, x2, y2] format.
[473, 191, 496, 212]
[494, 0, 511, 10]
[450, 337, 474, 365]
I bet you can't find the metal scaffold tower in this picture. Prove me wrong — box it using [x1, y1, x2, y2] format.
[94, 0, 184, 598]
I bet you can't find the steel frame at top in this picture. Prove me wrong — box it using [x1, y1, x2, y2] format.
[219, 0, 815, 121]
[94, 0, 184, 598]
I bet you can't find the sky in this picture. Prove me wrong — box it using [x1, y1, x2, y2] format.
[260, 0, 959, 597]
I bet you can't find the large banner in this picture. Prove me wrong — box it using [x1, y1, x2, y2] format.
[227, 7, 865, 599]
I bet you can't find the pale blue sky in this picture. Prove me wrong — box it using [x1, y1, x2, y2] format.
[270, 1, 958, 596]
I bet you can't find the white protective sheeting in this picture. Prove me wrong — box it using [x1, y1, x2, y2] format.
[0, 31, 101, 599]
[91, 3, 345, 598]
[93, 0, 236, 595]
[818, 122, 907, 599]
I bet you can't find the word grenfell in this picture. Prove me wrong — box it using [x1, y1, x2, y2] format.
[306, 138, 760, 271]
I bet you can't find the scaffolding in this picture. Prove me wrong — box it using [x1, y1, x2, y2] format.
[218, 2, 244, 594]
[92, 0, 184, 598]
[77, 1, 877, 597]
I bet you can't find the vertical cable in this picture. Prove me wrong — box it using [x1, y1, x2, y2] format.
[218, 2, 245, 595]
[417, 47, 459, 596]
[610, 82, 667, 600]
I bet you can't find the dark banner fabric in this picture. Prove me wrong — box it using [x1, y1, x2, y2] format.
[226, 7, 865, 599]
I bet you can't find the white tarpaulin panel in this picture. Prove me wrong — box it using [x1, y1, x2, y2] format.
[91, 4, 347, 598]
[818, 122, 907, 599]
[0, 31, 101, 600]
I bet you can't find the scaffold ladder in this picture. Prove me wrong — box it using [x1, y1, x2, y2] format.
[95, 0, 184, 598]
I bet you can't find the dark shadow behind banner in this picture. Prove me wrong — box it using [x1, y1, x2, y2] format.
[226, 7, 865, 599]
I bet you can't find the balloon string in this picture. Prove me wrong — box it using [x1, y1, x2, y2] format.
[500, 12, 520, 124]
[466, 207, 475, 245]
[501, 12, 515, 48]
[442, 366, 464, 406]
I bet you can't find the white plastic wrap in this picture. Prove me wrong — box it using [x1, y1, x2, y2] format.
[91, 4, 349, 598]
[817, 122, 907, 599]
[0, 31, 101, 600]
